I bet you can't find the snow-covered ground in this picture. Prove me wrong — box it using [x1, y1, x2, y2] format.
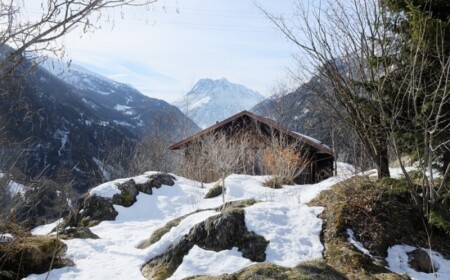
[25, 163, 450, 280]
[386, 245, 450, 280]
[25, 164, 351, 280]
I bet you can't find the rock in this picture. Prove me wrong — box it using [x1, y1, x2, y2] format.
[61, 173, 176, 229]
[136, 173, 176, 194]
[0, 236, 71, 279]
[112, 179, 139, 207]
[204, 184, 224, 199]
[147, 173, 176, 189]
[0, 270, 15, 280]
[78, 195, 118, 227]
[59, 227, 100, 239]
[217, 199, 258, 211]
[136, 181, 153, 195]
[142, 208, 269, 280]
[407, 248, 435, 273]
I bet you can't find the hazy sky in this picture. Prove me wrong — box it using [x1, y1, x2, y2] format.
[27, 0, 300, 102]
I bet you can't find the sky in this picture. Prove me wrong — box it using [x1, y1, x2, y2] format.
[25, 0, 300, 103]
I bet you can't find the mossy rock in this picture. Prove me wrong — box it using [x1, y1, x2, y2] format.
[217, 199, 259, 211]
[139, 199, 260, 250]
[138, 216, 184, 249]
[309, 176, 429, 279]
[144, 173, 176, 190]
[77, 195, 118, 227]
[112, 179, 139, 207]
[58, 227, 99, 240]
[185, 261, 346, 280]
[0, 235, 72, 279]
[141, 208, 269, 279]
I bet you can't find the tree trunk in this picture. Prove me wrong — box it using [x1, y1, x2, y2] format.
[376, 147, 390, 179]
[443, 150, 450, 184]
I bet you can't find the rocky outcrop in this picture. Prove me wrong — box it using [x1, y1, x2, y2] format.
[63, 173, 176, 228]
[408, 248, 434, 273]
[73, 195, 118, 228]
[112, 173, 176, 206]
[142, 208, 269, 280]
[112, 179, 139, 207]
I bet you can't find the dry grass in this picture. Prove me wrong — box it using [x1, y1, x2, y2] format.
[310, 175, 450, 279]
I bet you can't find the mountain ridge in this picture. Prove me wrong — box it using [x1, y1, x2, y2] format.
[174, 78, 265, 129]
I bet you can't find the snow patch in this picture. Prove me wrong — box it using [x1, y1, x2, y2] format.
[169, 246, 252, 279]
[31, 219, 63, 235]
[89, 181, 120, 198]
[6, 180, 26, 197]
[54, 129, 69, 156]
[190, 96, 211, 109]
[386, 245, 450, 280]
[114, 104, 134, 115]
[245, 202, 324, 267]
[92, 157, 111, 181]
[347, 229, 373, 257]
[0, 233, 14, 243]
[113, 120, 133, 127]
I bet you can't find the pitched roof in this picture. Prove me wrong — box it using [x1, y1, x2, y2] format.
[168, 110, 333, 155]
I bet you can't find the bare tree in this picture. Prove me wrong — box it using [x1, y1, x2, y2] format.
[266, 79, 297, 125]
[0, 0, 157, 78]
[262, 0, 450, 217]
[202, 132, 249, 202]
[260, 0, 395, 179]
[386, 5, 450, 216]
[179, 131, 250, 202]
[262, 131, 311, 188]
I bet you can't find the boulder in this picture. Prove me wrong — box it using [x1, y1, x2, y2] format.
[59, 227, 100, 239]
[78, 195, 118, 227]
[407, 248, 435, 273]
[204, 185, 224, 199]
[0, 236, 71, 279]
[142, 208, 269, 280]
[148, 173, 176, 188]
[112, 179, 139, 207]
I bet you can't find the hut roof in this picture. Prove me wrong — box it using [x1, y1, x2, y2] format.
[168, 110, 333, 155]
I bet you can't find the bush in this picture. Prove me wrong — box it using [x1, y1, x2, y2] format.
[263, 176, 292, 189]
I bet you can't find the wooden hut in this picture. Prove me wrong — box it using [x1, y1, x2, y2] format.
[169, 111, 334, 184]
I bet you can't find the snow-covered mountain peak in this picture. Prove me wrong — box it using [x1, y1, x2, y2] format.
[176, 78, 265, 128]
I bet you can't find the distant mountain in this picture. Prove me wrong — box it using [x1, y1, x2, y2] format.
[42, 58, 199, 138]
[174, 78, 265, 128]
[0, 57, 136, 193]
[0, 53, 199, 196]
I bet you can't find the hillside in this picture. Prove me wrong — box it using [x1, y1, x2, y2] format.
[174, 78, 265, 129]
[41, 58, 199, 138]
[12, 164, 449, 280]
[0, 53, 199, 225]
